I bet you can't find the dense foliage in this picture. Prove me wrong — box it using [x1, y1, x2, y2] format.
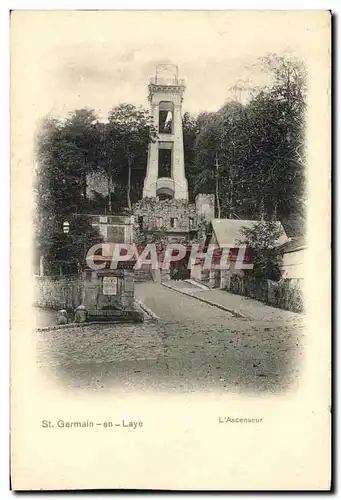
[239, 221, 284, 281]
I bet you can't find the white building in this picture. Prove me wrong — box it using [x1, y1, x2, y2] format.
[279, 237, 306, 279]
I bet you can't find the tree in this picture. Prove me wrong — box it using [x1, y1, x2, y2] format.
[91, 121, 119, 213]
[61, 108, 100, 204]
[107, 104, 157, 212]
[239, 54, 307, 221]
[192, 102, 247, 218]
[182, 112, 199, 202]
[192, 112, 224, 216]
[216, 101, 247, 218]
[188, 54, 307, 230]
[239, 221, 284, 280]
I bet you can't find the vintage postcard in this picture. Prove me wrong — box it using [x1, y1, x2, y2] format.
[10, 10, 331, 490]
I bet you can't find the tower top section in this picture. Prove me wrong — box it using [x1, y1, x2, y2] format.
[148, 64, 186, 102]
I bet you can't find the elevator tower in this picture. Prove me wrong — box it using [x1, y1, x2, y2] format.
[143, 64, 188, 200]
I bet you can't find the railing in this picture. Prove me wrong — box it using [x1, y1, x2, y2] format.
[149, 77, 185, 86]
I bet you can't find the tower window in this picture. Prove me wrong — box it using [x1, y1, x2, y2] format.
[159, 102, 174, 134]
[137, 216, 143, 230]
[159, 111, 173, 133]
[158, 148, 172, 178]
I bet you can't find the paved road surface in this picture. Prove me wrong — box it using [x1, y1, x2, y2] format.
[135, 282, 234, 322]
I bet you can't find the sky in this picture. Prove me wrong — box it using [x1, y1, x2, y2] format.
[11, 10, 327, 126]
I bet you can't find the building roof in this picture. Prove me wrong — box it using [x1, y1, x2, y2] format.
[209, 219, 289, 247]
[277, 236, 306, 254]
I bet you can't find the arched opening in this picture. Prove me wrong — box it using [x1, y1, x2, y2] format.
[156, 186, 174, 200]
[158, 193, 173, 201]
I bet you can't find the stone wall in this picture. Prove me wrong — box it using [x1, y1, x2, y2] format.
[34, 275, 82, 310]
[133, 197, 197, 234]
[228, 275, 304, 313]
[35, 271, 136, 312]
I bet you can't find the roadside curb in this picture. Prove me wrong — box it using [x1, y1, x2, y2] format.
[134, 299, 160, 320]
[184, 278, 210, 290]
[36, 321, 129, 332]
[161, 282, 246, 318]
[36, 304, 147, 332]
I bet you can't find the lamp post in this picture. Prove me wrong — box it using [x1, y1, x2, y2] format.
[62, 219, 83, 308]
[63, 221, 70, 234]
[63, 219, 84, 275]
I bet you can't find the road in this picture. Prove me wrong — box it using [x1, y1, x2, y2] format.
[36, 281, 305, 395]
[135, 282, 235, 322]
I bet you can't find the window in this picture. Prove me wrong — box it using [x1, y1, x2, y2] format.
[170, 217, 177, 228]
[159, 111, 173, 133]
[189, 217, 195, 229]
[157, 217, 163, 228]
[158, 148, 172, 178]
[159, 102, 174, 134]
